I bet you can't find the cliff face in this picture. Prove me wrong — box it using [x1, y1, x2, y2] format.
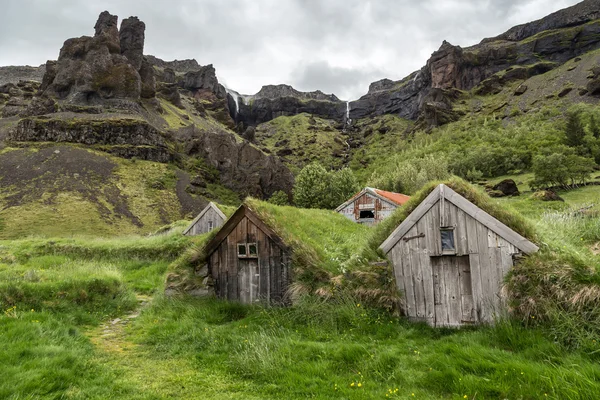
[0, 11, 294, 209]
[351, 0, 600, 126]
[228, 84, 345, 127]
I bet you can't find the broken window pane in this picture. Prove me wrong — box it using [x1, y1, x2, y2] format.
[238, 244, 247, 257]
[248, 243, 258, 257]
[359, 210, 375, 219]
[441, 229, 455, 252]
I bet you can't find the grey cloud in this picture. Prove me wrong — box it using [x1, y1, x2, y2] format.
[0, 0, 581, 99]
[291, 61, 386, 100]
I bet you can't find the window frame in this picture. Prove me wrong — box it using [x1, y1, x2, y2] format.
[440, 227, 457, 255]
[237, 242, 259, 259]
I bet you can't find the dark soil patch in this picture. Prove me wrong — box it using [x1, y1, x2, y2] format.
[0, 145, 142, 226]
[175, 169, 206, 218]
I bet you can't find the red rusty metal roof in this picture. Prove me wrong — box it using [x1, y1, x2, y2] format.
[335, 187, 410, 211]
[373, 189, 411, 206]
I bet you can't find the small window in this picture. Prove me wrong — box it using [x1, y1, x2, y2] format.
[248, 243, 258, 257]
[208, 220, 214, 230]
[359, 210, 375, 219]
[237, 243, 258, 258]
[441, 228, 456, 253]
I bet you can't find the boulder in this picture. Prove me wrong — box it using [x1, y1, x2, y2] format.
[531, 190, 564, 202]
[491, 179, 520, 197]
[514, 84, 528, 96]
[175, 125, 294, 198]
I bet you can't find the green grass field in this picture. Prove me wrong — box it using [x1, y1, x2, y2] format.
[1, 186, 600, 399]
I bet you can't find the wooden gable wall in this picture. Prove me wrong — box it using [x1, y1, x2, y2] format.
[208, 213, 291, 305]
[387, 197, 522, 327]
[338, 192, 397, 225]
[186, 206, 226, 236]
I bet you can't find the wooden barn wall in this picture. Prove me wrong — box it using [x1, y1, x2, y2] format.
[390, 199, 519, 327]
[188, 208, 225, 236]
[338, 193, 397, 225]
[208, 216, 291, 304]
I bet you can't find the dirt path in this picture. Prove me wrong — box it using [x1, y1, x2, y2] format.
[88, 294, 151, 354]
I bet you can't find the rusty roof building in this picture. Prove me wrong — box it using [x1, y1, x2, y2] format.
[336, 187, 410, 226]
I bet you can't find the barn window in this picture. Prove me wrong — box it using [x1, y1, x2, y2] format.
[238, 243, 258, 258]
[238, 244, 247, 257]
[440, 228, 456, 254]
[359, 210, 375, 219]
[248, 243, 258, 257]
[208, 220, 214, 230]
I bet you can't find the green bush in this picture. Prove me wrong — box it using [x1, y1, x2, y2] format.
[293, 162, 359, 209]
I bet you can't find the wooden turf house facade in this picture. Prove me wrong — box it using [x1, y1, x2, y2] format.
[204, 204, 292, 305]
[336, 187, 410, 226]
[380, 184, 538, 328]
[183, 202, 227, 236]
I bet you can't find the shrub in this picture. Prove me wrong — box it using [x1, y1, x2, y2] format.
[369, 154, 450, 194]
[531, 152, 595, 189]
[293, 163, 359, 209]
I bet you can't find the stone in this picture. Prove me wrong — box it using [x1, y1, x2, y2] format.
[514, 84, 528, 96]
[491, 179, 520, 197]
[558, 87, 573, 97]
[532, 190, 564, 202]
[119, 16, 145, 71]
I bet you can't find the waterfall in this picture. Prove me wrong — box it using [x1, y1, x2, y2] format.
[346, 101, 351, 125]
[413, 71, 420, 83]
[225, 87, 240, 114]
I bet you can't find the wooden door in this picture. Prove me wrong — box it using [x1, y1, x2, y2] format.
[238, 259, 260, 304]
[431, 256, 475, 327]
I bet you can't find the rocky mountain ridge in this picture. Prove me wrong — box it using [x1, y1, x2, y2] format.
[0, 11, 293, 212]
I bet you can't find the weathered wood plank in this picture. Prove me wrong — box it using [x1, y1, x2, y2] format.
[431, 257, 445, 327]
[380, 186, 442, 254]
[402, 227, 419, 318]
[417, 213, 435, 325]
[442, 185, 538, 254]
[476, 222, 492, 323]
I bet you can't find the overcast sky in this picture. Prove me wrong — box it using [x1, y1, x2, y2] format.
[0, 0, 580, 100]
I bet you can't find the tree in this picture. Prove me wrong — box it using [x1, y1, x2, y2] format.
[328, 168, 360, 209]
[268, 190, 289, 206]
[293, 163, 359, 209]
[589, 115, 600, 139]
[565, 111, 586, 148]
[293, 162, 332, 209]
[531, 152, 595, 189]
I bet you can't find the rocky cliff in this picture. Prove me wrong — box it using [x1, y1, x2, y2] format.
[229, 84, 346, 127]
[351, 0, 600, 127]
[0, 11, 294, 213]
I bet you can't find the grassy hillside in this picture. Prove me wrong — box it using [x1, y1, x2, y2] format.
[254, 114, 348, 173]
[0, 144, 243, 239]
[1, 183, 600, 399]
[1, 221, 599, 399]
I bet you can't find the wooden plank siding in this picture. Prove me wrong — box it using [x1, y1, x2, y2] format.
[184, 203, 227, 236]
[205, 206, 292, 306]
[382, 184, 537, 327]
[337, 191, 399, 226]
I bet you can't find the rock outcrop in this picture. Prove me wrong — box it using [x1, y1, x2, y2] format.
[0, 65, 46, 86]
[232, 84, 345, 126]
[175, 125, 293, 198]
[353, 0, 600, 127]
[41, 11, 142, 103]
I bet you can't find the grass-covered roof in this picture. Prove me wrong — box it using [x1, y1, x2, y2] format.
[368, 177, 538, 254]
